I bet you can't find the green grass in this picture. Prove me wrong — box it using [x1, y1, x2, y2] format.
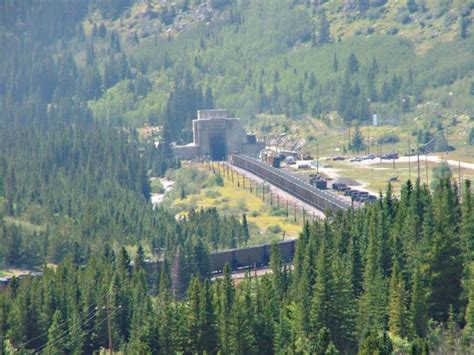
[3, 216, 47, 233]
[167, 164, 302, 245]
[325, 159, 474, 195]
[250, 114, 474, 163]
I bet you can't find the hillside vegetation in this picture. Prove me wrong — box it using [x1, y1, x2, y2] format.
[0, 1, 474, 354]
[81, 0, 474, 138]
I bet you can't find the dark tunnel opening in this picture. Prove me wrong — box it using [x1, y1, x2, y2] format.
[210, 134, 227, 160]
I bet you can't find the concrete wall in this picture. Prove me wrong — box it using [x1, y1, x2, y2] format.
[173, 144, 198, 160]
[174, 109, 264, 160]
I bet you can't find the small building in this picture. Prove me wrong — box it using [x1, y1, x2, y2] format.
[173, 109, 264, 161]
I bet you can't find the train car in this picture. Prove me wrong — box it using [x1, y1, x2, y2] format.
[210, 239, 297, 274]
[231, 154, 351, 213]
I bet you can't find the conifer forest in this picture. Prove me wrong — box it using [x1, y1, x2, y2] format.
[0, 0, 473, 354]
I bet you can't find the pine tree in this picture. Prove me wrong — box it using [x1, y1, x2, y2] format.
[410, 265, 428, 337]
[388, 261, 410, 338]
[274, 306, 293, 354]
[446, 305, 457, 352]
[461, 180, 474, 265]
[217, 263, 234, 354]
[186, 277, 201, 352]
[348, 52, 360, 74]
[407, 0, 417, 13]
[230, 277, 257, 354]
[318, 11, 331, 44]
[45, 310, 67, 354]
[350, 126, 365, 152]
[204, 87, 214, 109]
[310, 237, 334, 340]
[200, 279, 217, 354]
[333, 53, 338, 72]
[463, 263, 474, 347]
[358, 210, 388, 338]
[242, 213, 250, 245]
[428, 180, 463, 321]
[270, 241, 284, 296]
[331, 257, 357, 352]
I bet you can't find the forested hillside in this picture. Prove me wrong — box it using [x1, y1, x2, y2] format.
[0, 0, 473, 353]
[1, 180, 474, 353]
[84, 0, 474, 135]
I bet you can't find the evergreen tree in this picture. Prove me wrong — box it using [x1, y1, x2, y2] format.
[200, 279, 217, 354]
[407, 0, 417, 13]
[388, 261, 410, 338]
[428, 180, 463, 321]
[463, 263, 474, 347]
[318, 11, 331, 44]
[410, 265, 428, 337]
[242, 213, 250, 245]
[350, 126, 365, 152]
[333, 53, 339, 72]
[204, 87, 215, 109]
[217, 263, 234, 354]
[348, 52, 360, 74]
[230, 277, 257, 354]
[45, 310, 66, 354]
[270, 241, 284, 296]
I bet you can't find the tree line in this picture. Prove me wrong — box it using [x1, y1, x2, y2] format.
[1, 177, 473, 353]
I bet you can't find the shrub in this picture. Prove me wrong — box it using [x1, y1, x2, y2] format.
[150, 179, 165, 194]
[250, 210, 259, 217]
[205, 189, 221, 198]
[468, 128, 474, 146]
[378, 133, 400, 144]
[267, 224, 283, 234]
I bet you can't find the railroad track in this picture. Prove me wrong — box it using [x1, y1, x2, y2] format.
[230, 154, 351, 213]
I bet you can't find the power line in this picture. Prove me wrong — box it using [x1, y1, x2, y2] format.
[32, 307, 100, 354]
[17, 287, 113, 350]
[33, 306, 121, 354]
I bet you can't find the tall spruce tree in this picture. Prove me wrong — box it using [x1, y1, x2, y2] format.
[388, 261, 411, 338]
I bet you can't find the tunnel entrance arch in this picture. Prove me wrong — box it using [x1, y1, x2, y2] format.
[210, 133, 227, 160]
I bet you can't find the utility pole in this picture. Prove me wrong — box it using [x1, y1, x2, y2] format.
[417, 140, 420, 183]
[392, 142, 395, 169]
[425, 154, 429, 186]
[367, 125, 370, 155]
[408, 139, 411, 180]
[105, 302, 121, 355]
[348, 125, 351, 150]
[316, 144, 319, 174]
[459, 161, 462, 197]
[107, 305, 113, 355]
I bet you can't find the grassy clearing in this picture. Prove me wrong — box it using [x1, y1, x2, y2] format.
[328, 159, 474, 195]
[250, 114, 473, 163]
[167, 164, 302, 245]
[3, 216, 47, 233]
[0, 268, 35, 278]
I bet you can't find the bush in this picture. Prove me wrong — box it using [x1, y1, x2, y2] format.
[270, 207, 287, 216]
[386, 27, 399, 35]
[378, 133, 400, 144]
[250, 210, 259, 217]
[267, 224, 283, 234]
[150, 179, 165, 194]
[205, 189, 221, 198]
[468, 128, 474, 146]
